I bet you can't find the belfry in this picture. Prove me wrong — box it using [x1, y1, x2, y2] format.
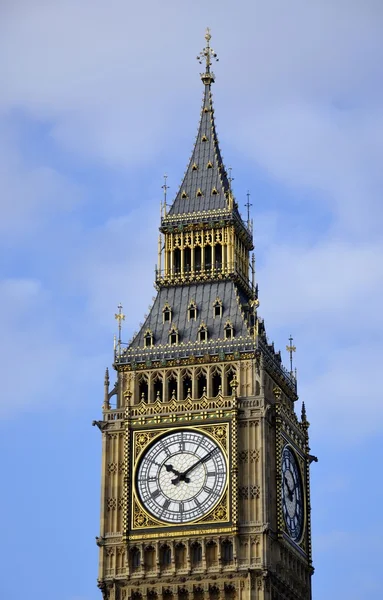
[94, 30, 315, 600]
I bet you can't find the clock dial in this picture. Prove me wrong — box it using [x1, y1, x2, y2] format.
[136, 430, 227, 524]
[281, 445, 304, 542]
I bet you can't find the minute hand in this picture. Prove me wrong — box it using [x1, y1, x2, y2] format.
[181, 449, 217, 479]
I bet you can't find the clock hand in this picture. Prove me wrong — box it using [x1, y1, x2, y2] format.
[164, 464, 187, 485]
[179, 448, 217, 482]
[284, 475, 294, 501]
[165, 464, 180, 476]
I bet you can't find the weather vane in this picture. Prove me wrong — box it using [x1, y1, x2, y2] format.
[114, 303, 125, 348]
[197, 28, 218, 82]
[286, 335, 296, 375]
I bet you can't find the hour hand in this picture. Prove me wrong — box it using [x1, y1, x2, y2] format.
[165, 464, 180, 476]
[284, 476, 294, 500]
[165, 464, 189, 485]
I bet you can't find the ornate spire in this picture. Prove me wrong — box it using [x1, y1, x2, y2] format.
[197, 28, 219, 85]
[166, 29, 231, 218]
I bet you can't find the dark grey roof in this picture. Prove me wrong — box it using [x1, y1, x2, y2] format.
[129, 281, 252, 350]
[168, 82, 230, 216]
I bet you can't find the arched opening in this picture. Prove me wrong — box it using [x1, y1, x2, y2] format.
[184, 247, 192, 273]
[175, 543, 186, 569]
[195, 246, 202, 272]
[191, 542, 202, 566]
[194, 588, 204, 600]
[221, 540, 233, 564]
[205, 245, 212, 271]
[163, 591, 173, 600]
[167, 373, 177, 401]
[144, 545, 155, 570]
[138, 376, 148, 402]
[215, 243, 222, 270]
[197, 372, 207, 398]
[210, 586, 220, 600]
[255, 381, 261, 395]
[212, 371, 222, 397]
[160, 544, 171, 568]
[179, 589, 188, 600]
[153, 376, 163, 401]
[129, 547, 141, 571]
[183, 374, 192, 399]
[174, 248, 181, 274]
[224, 585, 236, 600]
[206, 541, 218, 567]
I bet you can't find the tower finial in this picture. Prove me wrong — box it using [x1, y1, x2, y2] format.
[245, 190, 252, 228]
[197, 28, 218, 84]
[115, 303, 125, 353]
[286, 335, 296, 376]
[161, 174, 169, 217]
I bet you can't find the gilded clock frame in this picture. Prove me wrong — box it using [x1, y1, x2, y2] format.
[280, 442, 305, 544]
[130, 422, 232, 536]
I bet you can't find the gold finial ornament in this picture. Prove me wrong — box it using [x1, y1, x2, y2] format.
[115, 303, 125, 352]
[286, 335, 296, 375]
[197, 27, 218, 84]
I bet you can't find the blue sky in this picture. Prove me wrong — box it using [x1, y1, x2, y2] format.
[1, 1, 382, 598]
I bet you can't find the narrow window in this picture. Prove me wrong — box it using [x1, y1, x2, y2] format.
[213, 298, 222, 318]
[144, 330, 153, 348]
[169, 326, 179, 345]
[224, 320, 234, 339]
[188, 300, 197, 321]
[198, 322, 208, 342]
[163, 303, 172, 323]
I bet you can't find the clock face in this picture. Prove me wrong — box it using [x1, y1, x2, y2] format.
[281, 445, 304, 542]
[136, 429, 227, 524]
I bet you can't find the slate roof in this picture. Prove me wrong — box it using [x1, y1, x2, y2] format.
[128, 281, 253, 351]
[168, 80, 230, 216]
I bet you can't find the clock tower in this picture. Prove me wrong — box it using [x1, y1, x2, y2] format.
[94, 30, 315, 600]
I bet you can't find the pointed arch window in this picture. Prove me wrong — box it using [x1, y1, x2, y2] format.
[211, 187, 218, 195]
[163, 302, 172, 323]
[144, 329, 154, 348]
[188, 299, 197, 321]
[224, 320, 234, 340]
[181, 190, 188, 198]
[198, 322, 208, 343]
[192, 163, 198, 171]
[207, 161, 213, 169]
[169, 324, 179, 345]
[213, 297, 223, 318]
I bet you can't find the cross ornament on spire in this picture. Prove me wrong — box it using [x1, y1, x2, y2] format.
[197, 28, 218, 84]
[286, 335, 296, 375]
[115, 303, 125, 347]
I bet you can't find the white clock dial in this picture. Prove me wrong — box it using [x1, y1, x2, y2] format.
[281, 445, 304, 542]
[136, 430, 227, 524]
